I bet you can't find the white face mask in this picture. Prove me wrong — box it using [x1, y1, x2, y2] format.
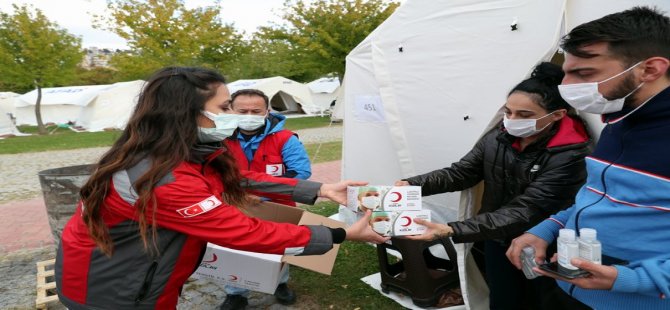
[197, 111, 239, 143]
[361, 196, 381, 210]
[238, 114, 267, 131]
[503, 112, 554, 138]
[372, 221, 390, 235]
[558, 61, 643, 114]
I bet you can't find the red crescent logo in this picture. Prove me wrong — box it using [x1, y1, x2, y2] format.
[228, 275, 239, 281]
[400, 216, 412, 227]
[202, 253, 218, 263]
[390, 192, 402, 202]
[202, 199, 215, 208]
[271, 165, 280, 172]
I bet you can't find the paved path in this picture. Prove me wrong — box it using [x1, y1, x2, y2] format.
[0, 125, 342, 309]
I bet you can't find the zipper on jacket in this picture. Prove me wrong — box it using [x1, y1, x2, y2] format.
[135, 261, 158, 304]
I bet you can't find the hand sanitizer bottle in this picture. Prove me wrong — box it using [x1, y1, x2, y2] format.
[521, 246, 540, 279]
[578, 228, 602, 265]
[557, 229, 579, 270]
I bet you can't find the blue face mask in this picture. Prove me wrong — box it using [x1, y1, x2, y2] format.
[197, 111, 239, 143]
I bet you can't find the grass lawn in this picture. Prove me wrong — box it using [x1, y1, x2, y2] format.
[293, 201, 405, 309]
[283, 116, 336, 131]
[0, 117, 340, 155]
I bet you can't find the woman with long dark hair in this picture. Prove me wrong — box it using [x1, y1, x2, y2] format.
[55, 67, 386, 309]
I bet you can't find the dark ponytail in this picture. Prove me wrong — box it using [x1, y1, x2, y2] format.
[509, 62, 571, 112]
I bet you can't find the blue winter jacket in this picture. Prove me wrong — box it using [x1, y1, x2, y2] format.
[528, 86, 670, 309]
[233, 113, 311, 180]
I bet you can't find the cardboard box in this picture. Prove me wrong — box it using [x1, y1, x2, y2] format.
[193, 201, 345, 294]
[346, 185, 422, 213]
[371, 210, 431, 236]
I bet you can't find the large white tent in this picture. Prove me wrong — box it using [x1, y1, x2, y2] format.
[75, 80, 144, 132]
[0, 107, 20, 138]
[15, 84, 112, 126]
[13, 81, 144, 131]
[227, 76, 321, 115]
[0, 92, 19, 116]
[307, 77, 341, 112]
[340, 1, 670, 309]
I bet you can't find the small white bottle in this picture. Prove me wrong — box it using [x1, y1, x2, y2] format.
[578, 228, 602, 265]
[557, 229, 579, 270]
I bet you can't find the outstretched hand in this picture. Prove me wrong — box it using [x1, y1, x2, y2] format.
[345, 210, 390, 244]
[405, 218, 452, 241]
[319, 180, 368, 205]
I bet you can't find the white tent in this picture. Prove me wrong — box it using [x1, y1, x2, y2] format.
[307, 77, 341, 112]
[0, 92, 19, 116]
[75, 80, 144, 132]
[227, 77, 321, 115]
[15, 84, 112, 126]
[340, 1, 670, 309]
[0, 107, 20, 137]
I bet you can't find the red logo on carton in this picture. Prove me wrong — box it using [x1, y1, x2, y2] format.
[400, 216, 412, 226]
[390, 192, 402, 202]
[202, 253, 218, 263]
[177, 196, 222, 217]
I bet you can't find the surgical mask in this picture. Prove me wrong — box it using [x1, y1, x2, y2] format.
[361, 196, 381, 210]
[558, 61, 643, 114]
[197, 111, 239, 143]
[238, 114, 267, 131]
[372, 221, 390, 235]
[503, 112, 554, 138]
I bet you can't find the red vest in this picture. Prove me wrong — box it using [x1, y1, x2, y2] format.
[226, 130, 297, 206]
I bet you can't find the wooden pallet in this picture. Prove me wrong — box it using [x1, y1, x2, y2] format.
[36, 259, 59, 309]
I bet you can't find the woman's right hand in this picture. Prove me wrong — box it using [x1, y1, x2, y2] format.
[394, 180, 410, 186]
[345, 210, 390, 244]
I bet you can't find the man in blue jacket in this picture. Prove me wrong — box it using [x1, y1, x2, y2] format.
[507, 6, 670, 309]
[222, 89, 311, 309]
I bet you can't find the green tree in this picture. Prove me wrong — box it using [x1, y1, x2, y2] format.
[96, 0, 245, 80]
[74, 67, 118, 85]
[260, 0, 398, 81]
[0, 4, 83, 134]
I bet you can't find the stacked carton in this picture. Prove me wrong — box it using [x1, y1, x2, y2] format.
[346, 186, 430, 236]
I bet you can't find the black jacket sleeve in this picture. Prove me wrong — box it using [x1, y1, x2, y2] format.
[403, 133, 489, 196]
[449, 149, 587, 243]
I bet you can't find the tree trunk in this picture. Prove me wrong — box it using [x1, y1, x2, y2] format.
[34, 82, 47, 135]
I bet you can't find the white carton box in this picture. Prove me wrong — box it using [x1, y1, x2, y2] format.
[346, 186, 422, 213]
[370, 210, 431, 236]
[195, 245, 286, 294]
[193, 202, 344, 294]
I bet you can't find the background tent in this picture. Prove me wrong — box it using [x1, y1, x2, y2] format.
[0, 92, 19, 117]
[227, 77, 321, 115]
[339, 0, 670, 309]
[307, 77, 341, 112]
[14, 85, 111, 126]
[75, 80, 144, 131]
[0, 106, 21, 137]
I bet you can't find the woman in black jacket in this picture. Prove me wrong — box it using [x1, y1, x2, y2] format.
[396, 62, 591, 309]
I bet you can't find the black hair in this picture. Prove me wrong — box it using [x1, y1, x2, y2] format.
[561, 6, 670, 76]
[230, 88, 270, 109]
[509, 62, 570, 112]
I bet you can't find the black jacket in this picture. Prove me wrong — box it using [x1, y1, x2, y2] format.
[405, 116, 591, 244]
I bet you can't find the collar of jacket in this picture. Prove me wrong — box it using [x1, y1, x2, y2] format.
[602, 85, 670, 124]
[497, 115, 590, 153]
[190, 142, 226, 164]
